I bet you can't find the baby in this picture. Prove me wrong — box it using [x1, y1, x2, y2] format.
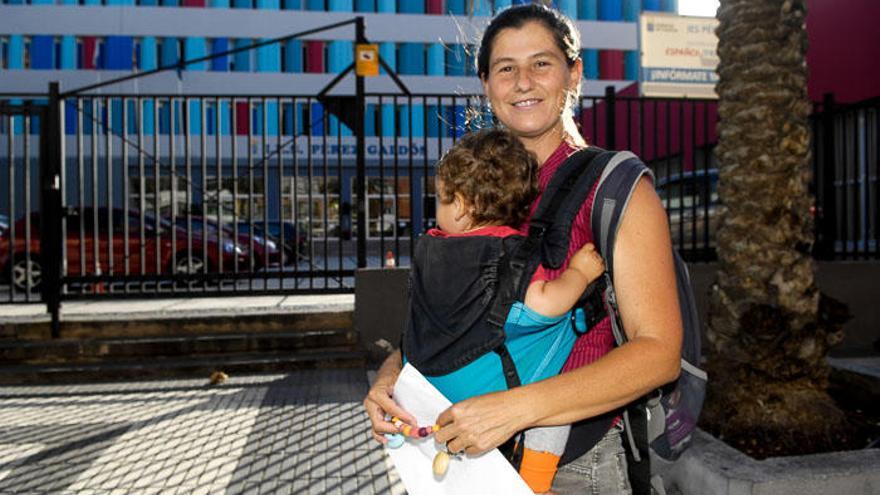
[403, 128, 605, 493]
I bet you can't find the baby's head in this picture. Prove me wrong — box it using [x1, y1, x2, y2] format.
[435, 128, 539, 234]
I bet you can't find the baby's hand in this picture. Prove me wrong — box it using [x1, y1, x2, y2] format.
[569, 243, 605, 283]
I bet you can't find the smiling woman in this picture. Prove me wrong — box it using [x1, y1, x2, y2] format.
[364, 5, 684, 495]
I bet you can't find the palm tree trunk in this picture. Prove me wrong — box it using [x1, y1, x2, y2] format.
[704, 0, 849, 458]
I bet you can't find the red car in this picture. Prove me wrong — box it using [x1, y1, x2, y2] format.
[0, 208, 252, 292]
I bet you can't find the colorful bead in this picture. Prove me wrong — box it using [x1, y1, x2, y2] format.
[402, 425, 412, 436]
[418, 427, 428, 437]
[432, 424, 440, 432]
[384, 433, 405, 449]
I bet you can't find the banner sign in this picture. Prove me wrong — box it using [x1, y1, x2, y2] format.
[640, 13, 719, 99]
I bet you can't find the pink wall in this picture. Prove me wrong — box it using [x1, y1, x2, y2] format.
[807, 0, 880, 103]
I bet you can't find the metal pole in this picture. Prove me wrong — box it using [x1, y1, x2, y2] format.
[605, 85, 617, 151]
[355, 16, 367, 268]
[42, 82, 64, 338]
[819, 92, 836, 258]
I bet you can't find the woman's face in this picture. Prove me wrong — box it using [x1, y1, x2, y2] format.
[482, 21, 581, 144]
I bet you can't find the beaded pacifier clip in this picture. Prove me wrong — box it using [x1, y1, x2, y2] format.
[384, 416, 459, 476]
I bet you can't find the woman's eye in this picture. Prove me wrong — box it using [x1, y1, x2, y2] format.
[498, 66, 513, 73]
[535, 60, 551, 68]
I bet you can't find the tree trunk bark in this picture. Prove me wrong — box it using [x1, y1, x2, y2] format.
[704, 0, 849, 458]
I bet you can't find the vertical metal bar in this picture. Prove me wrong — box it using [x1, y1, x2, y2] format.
[215, 97, 223, 279]
[689, 100, 697, 254]
[335, 99, 343, 287]
[394, 95, 401, 253]
[378, 95, 385, 255]
[43, 84, 63, 333]
[703, 101, 711, 255]
[605, 86, 616, 150]
[355, 16, 367, 269]
[106, 96, 113, 280]
[8, 112, 16, 302]
[407, 95, 413, 260]
[262, 96, 269, 291]
[123, 97, 130, 283]
[153, 98, 161, 286]
[77, 98, 85, 282]
[379, 101, 386, 261]
[639, 97, 645, 168]
[138, 97, 146, 281]
[292, 97, 299, 286]
[307, 97, 314, 289]
[91, 98, 99, 289]
[184, 97, 192, 293]
[278, 97, 285, 290]
[24, 113, 32, 301]
[323, 106, 329, 288]
[247, 97, 254, 292]
[232, 97, 239, 286]
[201, 97, 208, 291]
[170, 98, 177, 291]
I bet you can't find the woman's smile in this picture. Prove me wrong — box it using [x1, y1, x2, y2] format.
[482, 21, 581, 158]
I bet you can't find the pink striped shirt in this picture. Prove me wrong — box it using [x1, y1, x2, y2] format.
[519, 141, 615, 371]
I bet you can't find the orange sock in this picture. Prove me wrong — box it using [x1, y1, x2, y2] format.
[518, 448, 561, 493]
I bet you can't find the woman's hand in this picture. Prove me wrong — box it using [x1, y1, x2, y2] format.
[363, 350, 417, 444]
[433, 388, 530, 456]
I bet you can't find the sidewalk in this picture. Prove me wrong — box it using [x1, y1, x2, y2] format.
[0, 369, 405, 495]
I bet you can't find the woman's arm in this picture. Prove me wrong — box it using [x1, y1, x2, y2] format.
[363, 349, 417, 443]
[435, 177, 683, 455]
[524, 243, 604, 317]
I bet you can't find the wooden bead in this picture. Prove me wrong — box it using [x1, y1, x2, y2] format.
[432, 451, 450, 477]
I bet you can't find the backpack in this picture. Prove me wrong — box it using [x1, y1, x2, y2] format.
[553, 148, 708, 494]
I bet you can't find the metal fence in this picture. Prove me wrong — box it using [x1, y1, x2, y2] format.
[0, 99, 50, 304]
[813, 95, 880, 260]
[2, 86, 878, 315]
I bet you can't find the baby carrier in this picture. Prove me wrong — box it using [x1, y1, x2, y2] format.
[403, 147, 706, 495]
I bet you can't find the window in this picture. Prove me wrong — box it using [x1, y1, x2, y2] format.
[287, 177, 340, 239]
[128, 175, 190, 219]
[351, 177, 412, 238]
[202, 176, 266, 223]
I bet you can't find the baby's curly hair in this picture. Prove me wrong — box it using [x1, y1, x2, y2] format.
[436, 128, 539, 227]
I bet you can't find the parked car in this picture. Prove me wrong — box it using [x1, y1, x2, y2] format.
[655, 169, 719, 250]
[0, 208, 249, 292]
[172, 216, 283, 269]
[233, 220, 307, 265]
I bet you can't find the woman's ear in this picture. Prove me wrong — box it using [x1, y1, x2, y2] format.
[569, 58, 584, 89]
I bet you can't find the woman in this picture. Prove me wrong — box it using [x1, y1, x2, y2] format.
[363, 5, 682, 493]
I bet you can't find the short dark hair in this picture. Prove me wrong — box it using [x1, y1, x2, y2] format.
[436, 128, 539, 227]
[477, 4, 581, 81]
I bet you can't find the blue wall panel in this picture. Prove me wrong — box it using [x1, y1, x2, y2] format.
[105, 37, 134, 70]
[355, 0, 374, 10]
[211, 38, 230, 71]
[30, 36, 54, 69]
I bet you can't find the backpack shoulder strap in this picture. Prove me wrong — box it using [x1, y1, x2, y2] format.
[590, 152, 655, 285]
[531, 147, 618, 272]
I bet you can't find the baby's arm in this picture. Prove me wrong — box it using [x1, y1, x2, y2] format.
[523, 243, 605, 318]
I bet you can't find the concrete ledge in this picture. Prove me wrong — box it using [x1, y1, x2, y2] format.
[0, 295, 354, 324]
[666, 429, 880, 495]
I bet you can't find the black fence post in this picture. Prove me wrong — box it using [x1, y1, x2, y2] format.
[41, 82, 63, 337]
[355, 16, 367, 268]
[818, 92, 837, 258]
[605, 85, 616, 150]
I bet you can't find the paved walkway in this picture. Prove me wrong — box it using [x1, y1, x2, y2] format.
[0, 369, 405, 495]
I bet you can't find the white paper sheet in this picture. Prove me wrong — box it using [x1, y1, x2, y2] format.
[385, 363, 534, 495]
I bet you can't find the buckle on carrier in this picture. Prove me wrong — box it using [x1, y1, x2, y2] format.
[576, 274, 609, 333]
